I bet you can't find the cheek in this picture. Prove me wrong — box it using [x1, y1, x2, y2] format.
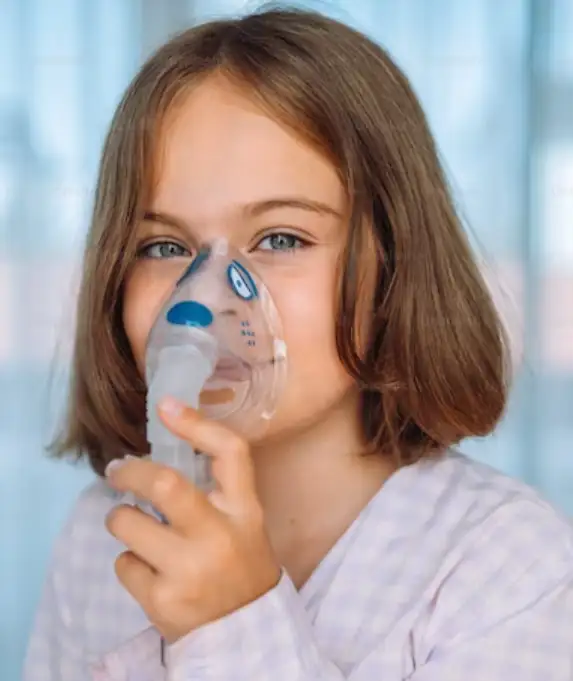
[282, 294, 334, 350]
[122, 266, 174, 371]
[261, 270, 354, 438]
[275, 271, 340, 372]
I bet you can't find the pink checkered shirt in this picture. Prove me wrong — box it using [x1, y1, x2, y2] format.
[24, 452, 573, 680]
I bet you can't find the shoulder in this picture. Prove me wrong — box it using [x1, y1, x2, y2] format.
[403, 453, 573, 652]
[403, 450, 573, 540]
[47, 477, 126, 613]
[406, 451, 573, 569]
[46, 477, 148, 655]
[69, 476, 121, 521]
[439, 461, 573, 598]
[52, 477, 124, 573]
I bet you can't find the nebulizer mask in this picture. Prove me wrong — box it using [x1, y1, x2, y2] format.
[145, 239, 287, 490]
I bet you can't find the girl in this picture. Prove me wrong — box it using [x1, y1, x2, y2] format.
[24, 7, 573, 681]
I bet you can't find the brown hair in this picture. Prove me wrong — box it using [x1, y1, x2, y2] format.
[52, 7, 510, 477]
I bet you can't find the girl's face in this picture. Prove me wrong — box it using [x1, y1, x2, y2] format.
[123, 75, 357, 444]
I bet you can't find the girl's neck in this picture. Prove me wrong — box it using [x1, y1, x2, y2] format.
[250, 395, 396, 586]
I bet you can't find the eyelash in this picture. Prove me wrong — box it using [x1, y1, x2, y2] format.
[138, 231, 310, 259]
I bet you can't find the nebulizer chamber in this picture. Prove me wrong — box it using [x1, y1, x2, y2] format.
[145, 239, 286, 489]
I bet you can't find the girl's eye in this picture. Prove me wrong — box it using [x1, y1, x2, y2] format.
[139, 241, 191, 259]
[256, 233, 306, 252]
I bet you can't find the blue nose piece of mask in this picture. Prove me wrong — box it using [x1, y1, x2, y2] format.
[166, 301, 214, 328]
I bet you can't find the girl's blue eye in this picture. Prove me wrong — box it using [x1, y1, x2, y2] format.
[257, 233, 305, 252]
[140, 241, 190, 259]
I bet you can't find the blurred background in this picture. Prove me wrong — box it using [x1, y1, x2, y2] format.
[1, 0, 572, 678]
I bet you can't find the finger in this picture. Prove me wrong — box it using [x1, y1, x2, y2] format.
[114, 550, 156, 613]
[105, 457, 214, 533]
[106, 504, 188, 574]
[158, 396, 257, 511]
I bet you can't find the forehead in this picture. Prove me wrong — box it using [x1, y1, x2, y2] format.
[152, 75, 344, 221]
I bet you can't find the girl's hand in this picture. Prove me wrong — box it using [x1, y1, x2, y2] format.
[104, 396, 281, 644]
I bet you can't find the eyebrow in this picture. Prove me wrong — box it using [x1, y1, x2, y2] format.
[245, 197, 342, 218]
[142, 196, 342, 230]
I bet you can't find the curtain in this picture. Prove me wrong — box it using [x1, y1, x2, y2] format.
[1, 1, 571, 678]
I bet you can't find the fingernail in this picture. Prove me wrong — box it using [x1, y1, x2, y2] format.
[105, 454, 137, 478]
[159, 396, 184, 417]
[105, 458, 126, 477]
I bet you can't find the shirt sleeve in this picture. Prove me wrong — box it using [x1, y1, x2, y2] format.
[165, 571, 346, 681]
[90, 627, 167, 681]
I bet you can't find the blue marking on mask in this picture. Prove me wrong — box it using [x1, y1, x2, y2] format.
[166, 301, 213, 328]
[176, 246, 210, 286]
[227, 260, 258, 300]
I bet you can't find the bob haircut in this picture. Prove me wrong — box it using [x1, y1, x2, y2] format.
[52, 7, 510, 477]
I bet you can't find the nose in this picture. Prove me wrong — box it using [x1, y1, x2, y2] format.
[166, 301, 214, 328]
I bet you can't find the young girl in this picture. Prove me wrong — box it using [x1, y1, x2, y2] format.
[24, 7, 573, 681]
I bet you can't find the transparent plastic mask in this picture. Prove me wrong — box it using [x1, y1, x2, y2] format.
[145, 238, 287, 479]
